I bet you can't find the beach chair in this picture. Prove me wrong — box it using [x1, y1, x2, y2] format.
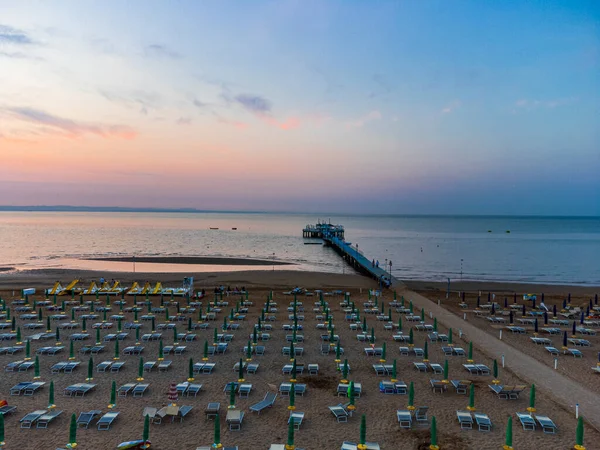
[5, 360, 24, 372]
[158, 360, 172, 371]
[64, 361, 80, 373]
[111, 361, 125, 372]
[373, 364, 386, 376]
[75, 383, 96, 397]
[451, 380, 471, 395]
[396, 410, 412, 429]
[90, 345, 105, 354]
[133, 384, 149, 397]
[255, 345, 265, 355]
[413, 362, 428, 372]
[488, 385, 512, 399]
[430, 380, 447, 394]
[118, 383, 137, 397]
[429, 363, 443, 374]
[0, 405, 17, 416]
[176, 382, 190, 396]
[308, 363, 319, 375]
[321, 344, 330, 355]
[399, 346, 409, 356]
[20, 410, 47, 428]
[36, 410, 63, 428]
[442, 346, 453, 356]
[247, 363, 259, 374]
[476, 364, 490, 375]
[51, 362, 68, 373]
[453, 347, 466, 356]
[329, 404, 349, 423]
[516, 412, 536, 431]
[18, 361, 34, 372]
[413, 347, 424, 357]
[545, 346, 560, 356]
[238, 383, 252, 398]
[24, 381, 45, 396]
[249, 392, 277, 414]
[186, 383, 202, 397]
[97, 411, 120, 430]
[463, 364, 478, 374]
[205, 402, 220, 419]
[289, 411, 305, 430]
[473, 413, 492, 432]
[414, 407, 429, 426]
[295, 384, 307, 396]
[565, 348, 583, 358]
[510, 385, 526, 399]
[175, 405, 193, 422]
[77, 410, 102, 428]
[535, 415, 558, 434]
[97, 361, 112, 372]
[456, 410, 473, 430]
[226, 409, 244, 431]
[143, 361, 157, 372]
[141, 407, 157, 423]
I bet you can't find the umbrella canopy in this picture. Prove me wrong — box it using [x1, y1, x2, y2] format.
[168, 382, 178, 404]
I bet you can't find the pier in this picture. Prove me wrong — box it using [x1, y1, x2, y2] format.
[302, 222, 392, 286]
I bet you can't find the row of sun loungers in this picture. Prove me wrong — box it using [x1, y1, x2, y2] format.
[64, 383, 96, 397]
[396, 407, 429, 428]
[5, 360, 35, 372]
[117, 383, 149, 397]
[488, 384, 526, 399]
[96, 360, 126, 372]
[10, 381, 45, 396]
[516, 412, 558, 433]
[456, 410, 492, 431]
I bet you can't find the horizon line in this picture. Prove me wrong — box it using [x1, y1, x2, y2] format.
[0, 205, 598, 219]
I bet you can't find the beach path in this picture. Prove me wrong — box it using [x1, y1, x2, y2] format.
[399, 285, 600, 431]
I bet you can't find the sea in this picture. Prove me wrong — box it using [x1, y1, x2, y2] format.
[0, 212, 599, 286]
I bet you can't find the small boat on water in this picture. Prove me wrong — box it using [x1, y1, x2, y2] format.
[232, 227, 237, 230]
[209, 227, 219, 230]
[304, 241, 322, 245]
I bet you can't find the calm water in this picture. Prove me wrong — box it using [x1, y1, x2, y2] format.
[0, 212, 599, 285]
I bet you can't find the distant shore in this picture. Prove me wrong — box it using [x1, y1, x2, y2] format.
[85, 256, 292, 266]
[404, 279, 599, 295]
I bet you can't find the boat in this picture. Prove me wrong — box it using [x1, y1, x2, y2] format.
[209, 227, 219, 230]
[304, 242, 322, 245]
[232, 227, 237, 230]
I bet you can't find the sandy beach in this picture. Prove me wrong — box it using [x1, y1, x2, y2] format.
[0, 268, 598, 449]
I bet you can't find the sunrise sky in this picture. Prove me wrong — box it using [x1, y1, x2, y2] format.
[0, 1, 598, 215]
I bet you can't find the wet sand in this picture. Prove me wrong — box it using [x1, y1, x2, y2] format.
[86, 257, 292, 266]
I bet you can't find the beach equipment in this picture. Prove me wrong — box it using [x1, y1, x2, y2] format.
[168, 382, 178, 405]
[137, 357, 144, 381]
[342, 359, 349, 383]
[492, 359, 499, 384]
[290, 358, 297, 383]
[203, 341, 209, 361]
[348, 381, 356, 411]
[409, 328, 414, 346]
[114, 339, 120, 360]
[0, 412, 4, 446]
[335, 340, 341, 362]
[286, 416, 295, 449]
[108, 381, 116, 409]
[380, 342, 386, 363]
[213, 413, 221, 448]
[527, 384, 536, 412]
[467, 384, 475, 411]
[442, 360, 449, 383]
[238, 358, 245, 382]
[456, 410, 473, 429]
[87, 357, 93, 381]
[575, 416, 585, 449]
[423, 342, 429, 362]
[66, 413, 77, 448]
[408, 382, 415, 410]
[97, 412, 119, 431]
[429, 416, 439, 449]
[188, 357, 194, 382]
[358, 414, 367, 450]
[25, 339, 30, 360]
[228, 383, 236, 409]
[34, 355, 40, 379]
[288, 383, 295, 411]
[158, 341, 164, 361]
[503, 417, 513, 449]
[48, 381, 55, 409]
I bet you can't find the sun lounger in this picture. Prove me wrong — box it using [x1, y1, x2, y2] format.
[74, 383, 96, 397]
[545, 346, 560, 355]
[535, 414, 558, 434]
[456, 410, 473, 430]
[430, 380, 447, 394]
[238, 383, 252, 398]
[247, 363, 259, 374]
[36, 410, 62, 428]
[413, 362, 428, 372]
[337, 383, 361, 397]
[187, 383, 202, 396]
[329, 404, 349, 423]
[64, 362, 80, 373]
[476, 364, 490, 375]
[132, 384, 149, 397]
[473, 413, 492, 431]
[463, 364, 478, 374]
[414, 406, 429, 426]
[158, 360, 172, 371]
[396, 410, 412, 428]
[118, 383, 136, 397]
[0, 405, 17, 416]
[516, 412, 536, 431]
[288, 411, 305, 430]
[5, 360, 24, 372]
[24, 381, 45, 396]
[77, 410, 102, 428]
[565, 348, 583, 357]
[176, 382, 190, 396]
[226, 409, 244, 431]
[20, 410, 47, 428]
[111, 361, 125, 372]
[51, 362, 68, 373]
[249, 392, 277, 414]
[205, 402, 220, 419]
[143, 361, 157, 372]
[450, 380, 471, 395]
[97, 361, 112, 372]
[97, 411, 120, 430]
[429, 364, 443, 374]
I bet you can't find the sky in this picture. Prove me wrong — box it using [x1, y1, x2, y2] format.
[0, 0, 598, 215]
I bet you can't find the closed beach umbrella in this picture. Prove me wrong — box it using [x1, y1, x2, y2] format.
[362, 317, 367, 332]
[476, 296, 480, 308]
[252, 327, 258, 345]
[108, 380, 116, 409]
[391, 359, 397, 382]
[467, 341, 473, 363]
[513, 293, 517, 303]
[504, 297, 508, 308]
[70, 308, 75, 323]
[246, 340, 252, 361]
[0, 413, 4, 446]
[173, 326, 178, 345]
[95, 328, 101, 345]
[48, 380, 55, 409]
[137, 357, 144, 381]
[532, 298, 536, 309]
[158, 340, 164, 361]
[544, 312, 548, 325]
[342, 359, 349, 383]
[11, 317, 15, 332]
[433, 318, 437, 332]
[380, 342, 386, 363]
[568, 293, 571, 304]
[443, 360, 449, 382]
[213, 328, 218, 345]
[522, 304, 526, 316]
[288, 383, 295, 411]
[504, 416, 513, 449]
[493, 359, 499, 384]
[388, 307, 392, 321]
[213, 414, 221, 448]
[575, 416, 585, 450]
[563, 299, 567, 309]
[289, 340, 295, 362]
[25, 339, 30, 360]
[286, 416, 295, 449]
[34, 355, 40, 379]
[527, 384, 536, 412]
[114, 339, 119, 360]
[491, 304, 495, 315]
[223, 316, 228, 331]
[509, 311, 514, 324]
[420, 308, 425, 322]
[580, 311, 585, 325]
[467, 383, 475, 411]
[168, 382, 178, 405]
[135, 327, 140, 344]
[409, 328, 414, 345]
[151, 317, 155, 332]
[38, 308, 43, 322]
[16, 327, 21, 344]
[82, 318, 87, 332]
[66, 413, 77, 449]
[448, 328, 453, 346]
[69, 340, 74, 360]
[228, 383, 235, 409]
[429, 416, 439, 450]
[370, 327, 375, 344]
[409, 301, 413, 314]
[534, 319, 538, 334]
[573, 321, 577, 337]
[203, 340, 209, 361]
[563, 331, 568, 349]
[87, 357, 93, 381]
[142, 414, 150, 446]
[188, 357, 194, 382]
[398, 317, 403, 332]
[408, 382, 414, 409]
[238, 358, 244, 382]
[187, 317, 192, 332]
[335, 340, 341, 362]
[423, 341, 429, 362]
[56, 327, 61, 344]
[358, 414, 367, 450]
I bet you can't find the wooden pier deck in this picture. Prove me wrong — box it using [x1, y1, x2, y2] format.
[325, 236, 391, 284]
